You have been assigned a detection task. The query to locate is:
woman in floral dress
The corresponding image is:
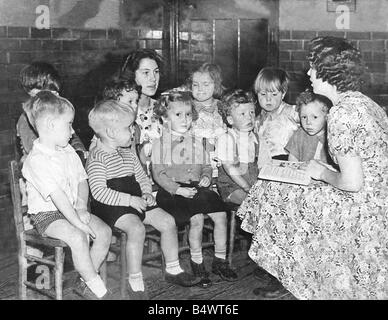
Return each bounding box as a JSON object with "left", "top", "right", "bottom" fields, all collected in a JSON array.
[{"left": 237, "top": 36, "right": 388, "bottom": 299}]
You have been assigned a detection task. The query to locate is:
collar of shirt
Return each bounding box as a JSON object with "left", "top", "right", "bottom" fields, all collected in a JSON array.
[
  {"left": 194, "top": 100, "right": 217, "bottom": 114},
  {"left": 229, "top": 128, "right": 258, "bottom": 144},
  {"left": 95, "top": 138, "right": 125, "bottom": 156},
  {"left": 33, "top": 139, "right": 72, "bottom": 156}
]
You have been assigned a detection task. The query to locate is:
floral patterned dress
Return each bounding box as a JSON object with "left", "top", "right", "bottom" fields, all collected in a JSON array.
[{"left": 237, "top": 91, "right": 388, "bottom": 299}]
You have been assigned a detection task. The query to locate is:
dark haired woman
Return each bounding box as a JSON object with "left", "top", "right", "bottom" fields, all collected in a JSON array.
[{"left": 237, "top": 37, "right": 388, "bottom": 299}]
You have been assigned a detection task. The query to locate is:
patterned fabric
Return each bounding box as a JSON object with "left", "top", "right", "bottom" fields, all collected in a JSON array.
[
  {"left": 237, "top": 91, "right": 388, "bottom": 299},
  {"left": 135, "top": 99, "right": 162, "bottom": 145}
]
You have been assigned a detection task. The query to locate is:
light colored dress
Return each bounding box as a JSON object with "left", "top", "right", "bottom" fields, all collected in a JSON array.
[
  {"left": 237, "top": 91, "right": 388, "bottom": 299},
  {"left": 255, "top": 101, "right": 299, "bottom": 167}
]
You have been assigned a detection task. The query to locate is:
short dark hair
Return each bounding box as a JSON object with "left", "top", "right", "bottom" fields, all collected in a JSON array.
[
  {"left": 20, "top": 61, "right": 62, "bottom": 93},
  {"left": 102, "top": 76, "right": 142, "bottom": 101},
  {"left": 219, "top": 89, "right": 258, "bottom": 127},
  {"left": 120, "top": 49, "right": 163, "bottom": 79},
  {"left": 296, "top": 89, "right": 332, "bottom": 114},
  {"left": 154, "top": 90, "right": 198, "bottom": 121},
  {"left": 307, "top": 36, "right": 365, "bottom": 92}
]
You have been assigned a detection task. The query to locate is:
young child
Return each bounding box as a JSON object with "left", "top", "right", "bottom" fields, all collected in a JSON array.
[
  {"left": 17, "top": 62, "right": 86, "bottom": 163},
  {"left": 253, "top": 67, "right": 299, "bottom": 167},
  {"left": 89, "top": 76, "right": 141, "bottom": 152},
  {"left": 286, "top": 89, "right": 332, "bottom": 163},
  {"left": 151, "top": 90, "right": 238, "bottom": 288},
  {"left": 189, "top": 63, "right": 227, "bottom": 173},
  {"left": 87, "top": 100, "right": 200, "bottom": 300},
  {"left": 216, "top": 89, "right": 260, "bottom": 205},
  {"left": 21, "top": 91, "right": 112, "bottom": 300}
]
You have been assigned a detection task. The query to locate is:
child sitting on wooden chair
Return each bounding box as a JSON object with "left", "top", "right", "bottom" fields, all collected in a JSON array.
[
  {"left": 22, "top": 91, "right": 112, "bottom": 300},
  {"left": 86, "top": 99, "right": 200, "bottom": 300}
]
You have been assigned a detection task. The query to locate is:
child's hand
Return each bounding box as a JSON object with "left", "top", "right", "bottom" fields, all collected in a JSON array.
[
  {"left": 129, "top": 196, "right": 147, "bottom": 213},
  {"left": 198, "top": 176, "right": 211, "bottom": 188},
  {"left": 212, "top": 157, "right": 223, "bottom": 167},
  {"left": 176, "top": 187, "right": 197, "bottom": 198},
  {"left": 142, "top": 142, "right": 152, "bottom": 157},
  {"left": 305, "top": 160, "right": 326, "bottom": 180},
  {"left": 76, "top": 209, "right": 91, "bottom": 224},
  {"left": 142, "top": 193, "right": 156, "bottom": 206},
  {"left": 78, "top": 223, "right": 96, "bottom": 240}
]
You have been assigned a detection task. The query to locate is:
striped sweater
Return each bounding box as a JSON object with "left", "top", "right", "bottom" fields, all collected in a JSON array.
[{"left": 86, "top": 141, "right": 152, "bottom": 207}]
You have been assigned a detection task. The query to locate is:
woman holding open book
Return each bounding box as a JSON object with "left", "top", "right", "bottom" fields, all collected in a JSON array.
[{"left": 237, "top": 36, "right": 388, "bottom": 299}]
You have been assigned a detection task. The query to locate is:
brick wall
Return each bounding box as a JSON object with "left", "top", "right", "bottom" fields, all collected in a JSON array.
[
  {"left": 0, "top": 25, "right": 164, "bottom": 254},
  {"left": 279, "top": 30, "right": 388, "bottom": 108}
]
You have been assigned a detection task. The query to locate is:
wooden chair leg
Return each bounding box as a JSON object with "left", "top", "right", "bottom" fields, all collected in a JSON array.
[
  {"left": 19, "top": 240, "right": 28, "bottom": 300},
  {"left": 228, "top": 210, "right": 236, "bottom": 266},
  {"left": 54, "top": 247, "right": 64, "bottom": 300},
  {"left": 120, "top": 232, "right": 127, "bottom": 299}
]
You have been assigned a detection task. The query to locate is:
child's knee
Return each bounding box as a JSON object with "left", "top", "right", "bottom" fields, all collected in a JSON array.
[
  {"left": 67, "top": 228, "right": 89, "bottom": 250},
  {"left": 190, "top": 214, "right": 204, "bottom": 229},
  {"left": 126, "top": 221, "right": 146, "bottom": 239},
  {"left": 96, "top": 223, "right": 112, "bottom": 245},
  {"left": 210, "top": 211, "right": 227, "bottom": 226}
]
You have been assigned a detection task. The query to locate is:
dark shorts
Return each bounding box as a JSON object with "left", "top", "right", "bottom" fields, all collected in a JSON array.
[
  {"left": 91, "top": 175, "right": 158, "bottom": 229},
  {"left": 216, "top": 162, "right": 259, "bottom": 201},
  {"left": 156, "top": 182, "right": 226, "bottom": 226},
  {"left": 31, "top": 210, "right": 66, "bottom": 236}
]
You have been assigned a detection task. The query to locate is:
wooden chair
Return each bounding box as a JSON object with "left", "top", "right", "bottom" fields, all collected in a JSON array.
[{"left": 9, "top": 160, "right": 108, "bottom": 300}]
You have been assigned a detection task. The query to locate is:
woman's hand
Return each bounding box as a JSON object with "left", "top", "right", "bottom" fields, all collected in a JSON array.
[
  {"left": 305, "top": 160, "right": 327, "bottom": 180},
  {"left": 176, "top": 187, "right": 197, "bottom": 198},
  {"left": 198, "top": 176, "right": 211, "bottom": 188},
  {"left": 142, "top": 192, "right": 156, "bottom": 206}
]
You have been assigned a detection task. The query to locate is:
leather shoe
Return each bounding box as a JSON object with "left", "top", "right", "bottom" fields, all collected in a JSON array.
[
  {"left": 165, "top": 271, "right": 201, "bottom": 287},
  {"left": 190, "top": 260, "right": 212, "bottom": 288}
]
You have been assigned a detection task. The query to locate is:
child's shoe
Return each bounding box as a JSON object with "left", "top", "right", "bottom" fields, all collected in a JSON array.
[
  {"left": 126, "top": 283, "right": 149, "bottom": 300},
  {"left": 190, "top": 260, "right": 212, "bottom": 288},
  {"left": 73, "top": 278, "right": 112, "bottom": 300},
  {"left": 211, "top": 257, "right": 238, "bottom": 282},
  {"left": 165, "top": 271, "right": 201, "bottom": 287}
]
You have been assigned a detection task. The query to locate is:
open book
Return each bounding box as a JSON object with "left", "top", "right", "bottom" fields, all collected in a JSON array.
[{"left": 258, "top": 160, "right": 311, "bottom": 185}]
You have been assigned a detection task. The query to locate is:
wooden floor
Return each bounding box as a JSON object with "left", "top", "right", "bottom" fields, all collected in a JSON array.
[{"left": 0, "top": 248, "right": 296, "bottom": 300}]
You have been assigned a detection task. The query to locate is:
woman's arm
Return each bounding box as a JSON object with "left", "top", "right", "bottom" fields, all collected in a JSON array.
[{"left": 308, "top": 155, "right": 363, "bottom": 192}]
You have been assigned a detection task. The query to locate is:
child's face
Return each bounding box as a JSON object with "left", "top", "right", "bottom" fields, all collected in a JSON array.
[
  {"left": 257, "top": 89, "right": 285, "bottom": 113},
  {"left": 166, "top": 101, "right": 193, "bottom": 134},
  {"left": 51, "top": 110, "right": 75, "bottom": 148},
  {"left": 228, "top": 103, "right": 256, "bottom": 132},
  {"left": 300, "top": 102, "right": 327, "bottom": 136},
  {"left": 192, "top": 72, "right": 215, "bottom": 105},
  {"left": 113, "top": 113, "right": 136, "bottom": 147},
  {"left": 135, "top": 58, "right": 160, "bottom": 97},
  {"left": 118, "top": 89, "right": 139, "bottom": 113}
]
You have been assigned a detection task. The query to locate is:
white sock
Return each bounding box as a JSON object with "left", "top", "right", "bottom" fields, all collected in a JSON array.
[
  {"left": 214, "top": 249, "right": 226, "bottom": 260},
  {"left": 85, "top": 275, "right": 107, "bottom": 298},
  {"left": 190, "top": 248, "right": 203, "bottom": 264},
  {"left": 165, "top": 260, "right": 184, "bottom": 275},
  {"left": 128, "top": 272, "right": 145, "bottom": 291}
]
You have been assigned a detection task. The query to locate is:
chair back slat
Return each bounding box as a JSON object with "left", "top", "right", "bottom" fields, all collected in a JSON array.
[{"left": 8, "top": 160, "right": 25, "bottom": 236}]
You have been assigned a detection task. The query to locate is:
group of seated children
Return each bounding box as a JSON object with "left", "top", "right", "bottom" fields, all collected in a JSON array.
[{"left": 18, "top": 58, "right": 333, "bottom": 300}]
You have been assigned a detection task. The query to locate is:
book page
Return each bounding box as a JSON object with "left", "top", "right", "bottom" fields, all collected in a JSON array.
[{"left": 258, "top": 160, "right": 311, "bottom": 186}]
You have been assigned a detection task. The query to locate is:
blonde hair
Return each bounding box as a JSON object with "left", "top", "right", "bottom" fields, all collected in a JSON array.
[
  {"left": 253, "top": 67, "right": 289, "bottom": 94},
  {"left": 88, "top": 100, "right": 134, "bottom": 137},
  {"left": 25, "top": 90, "right": 74, "bottom": 132}
]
